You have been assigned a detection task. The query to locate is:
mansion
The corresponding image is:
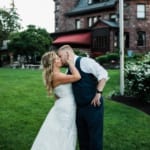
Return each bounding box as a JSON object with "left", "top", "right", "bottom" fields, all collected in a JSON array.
[{"left": 51, "top": 0, "right": 150, "bottom": 56}]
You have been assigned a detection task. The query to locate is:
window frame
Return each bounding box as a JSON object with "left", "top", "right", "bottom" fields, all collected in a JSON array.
[
  {"left": 75, "top": 19, "right": 81, "bottom": 29},
  {"left": 137, "top": 4, "right": 146, "bottom": 19},
  {"left": 137, "top": 31, "right": 146, "bottom": 46}
]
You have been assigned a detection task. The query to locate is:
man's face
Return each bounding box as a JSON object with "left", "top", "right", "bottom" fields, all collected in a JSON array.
[{"left": 57, "top": 50, "right": 68, "bottom": 66}]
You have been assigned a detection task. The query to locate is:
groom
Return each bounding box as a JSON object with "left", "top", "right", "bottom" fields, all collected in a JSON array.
[{"left": 57, "top": 45, "right": 108, "bottom": 150}]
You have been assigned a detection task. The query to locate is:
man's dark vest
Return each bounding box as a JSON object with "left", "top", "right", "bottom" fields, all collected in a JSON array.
[{"left": 71, "top": 57, "right": 98, "bottom": 107}]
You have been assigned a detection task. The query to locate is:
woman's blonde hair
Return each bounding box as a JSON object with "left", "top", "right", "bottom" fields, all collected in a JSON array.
[{"left": 41, "top": 51, "right": 56, "bottom": 95}]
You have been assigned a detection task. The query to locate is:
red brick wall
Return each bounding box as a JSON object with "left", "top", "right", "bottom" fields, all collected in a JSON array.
[
  {"left": 54, "top": 0, "right": 78, "bottom": 32},
  {"left": 54, "top": 0, "right": 116, "bottom": 31},
  {"left": 54, "top": 0, "right": 150, "bottom": 52},
  {"left": 124, "top": 0, "right": 150, "bottom": 52}
]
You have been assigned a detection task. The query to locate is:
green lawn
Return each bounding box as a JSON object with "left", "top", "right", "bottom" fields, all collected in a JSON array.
[{"left": 0, "top": 68, "right": 150, "bottom": 150}]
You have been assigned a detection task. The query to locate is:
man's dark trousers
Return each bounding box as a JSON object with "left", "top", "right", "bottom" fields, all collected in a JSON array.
[{"left": 76, "top": 98, "right": 104, "bottom": 150}]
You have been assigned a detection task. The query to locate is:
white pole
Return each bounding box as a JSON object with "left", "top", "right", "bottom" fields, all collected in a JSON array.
[{"left": 119, "top": 0, "right": 124, "bottom": 95}]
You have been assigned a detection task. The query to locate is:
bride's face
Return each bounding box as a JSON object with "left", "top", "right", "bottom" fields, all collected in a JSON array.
[
  {"left": 54, "top": 55, "right": 62, "bottom": 67},
  {"left": 57, "top": 50, "right": 68, "bottom": 66}
]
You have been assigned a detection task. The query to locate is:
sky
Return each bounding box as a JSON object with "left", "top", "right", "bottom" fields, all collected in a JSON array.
[{"left": 0, "top": 0, "right": 55, "bottom": 33}]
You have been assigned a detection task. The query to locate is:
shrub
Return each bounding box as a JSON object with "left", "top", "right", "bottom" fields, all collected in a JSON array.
[
  {"left": 74, "top": 49, "right": 87, "bottom": 57},
  {"left": 95, "top": 55, "right": 108, "bottom": 64},
  {"left": 107, "top": 53, "right": 119, "bottom": 62},
  {"left": 133, "top": 53, "right": 145, "bottom": 61},
  {"left": 95, "top": 52, "right": 119, "bottom": 65},
  {"left": 124, "top": 52, "right": 150, "bottom": 102}
]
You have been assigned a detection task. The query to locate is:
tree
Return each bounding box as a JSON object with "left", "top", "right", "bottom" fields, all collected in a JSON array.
[
  {"left": 0, "top": 7, "right": 21, "bottom": 47},
  {"left": 8, "top": 25, "right": 52, "bottom": 63}
]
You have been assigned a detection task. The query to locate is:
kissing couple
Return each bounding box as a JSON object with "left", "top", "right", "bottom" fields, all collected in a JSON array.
[{"left": 31, "top": 44, "right": 108, "bottom": 150}]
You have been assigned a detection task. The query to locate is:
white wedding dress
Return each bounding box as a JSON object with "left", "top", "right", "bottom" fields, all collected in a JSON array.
[{"left": 31, "top": 83, "right": 77, "bottom": 150}]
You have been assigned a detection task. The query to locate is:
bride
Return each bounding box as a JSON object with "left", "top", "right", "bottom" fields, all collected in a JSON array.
[{"left": 31, "top": 51, "right": 81, "bottom": 150}]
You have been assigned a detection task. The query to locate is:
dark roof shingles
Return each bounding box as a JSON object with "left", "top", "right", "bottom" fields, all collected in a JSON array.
[{"left": 66, "top": 0, "right": 118, "bottom": 16}]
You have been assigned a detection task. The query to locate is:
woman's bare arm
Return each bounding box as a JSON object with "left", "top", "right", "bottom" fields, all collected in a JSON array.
[{"left": 53, "top": 54, "right": 81, "bottom": 88}]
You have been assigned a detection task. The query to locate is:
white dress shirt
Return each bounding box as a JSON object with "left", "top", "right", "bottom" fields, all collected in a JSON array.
[{"left": 74, "top": 55, "right": 109, "bottom": 81}]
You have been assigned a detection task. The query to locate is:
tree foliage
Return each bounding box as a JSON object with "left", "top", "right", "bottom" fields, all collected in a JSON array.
[
  {"left": 0, "top": 7, "right": 21, "bottom": 47},
  {"left": 8, "top": 25, "right": 52, "bottom": 57}
]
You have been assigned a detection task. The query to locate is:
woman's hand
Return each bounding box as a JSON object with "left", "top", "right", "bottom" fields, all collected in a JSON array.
[{"left": 66, "top": 52, "right": 74, "bottom": 65}]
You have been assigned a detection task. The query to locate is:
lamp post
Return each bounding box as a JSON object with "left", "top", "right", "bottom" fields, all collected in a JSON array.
[{"left": 119, "top": 0, "right": 124, "bottom": 95}]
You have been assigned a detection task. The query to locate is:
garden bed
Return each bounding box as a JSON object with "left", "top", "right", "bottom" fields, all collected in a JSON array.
[{"left": 111, "top": 95, "right": 150, "bottom": 115}]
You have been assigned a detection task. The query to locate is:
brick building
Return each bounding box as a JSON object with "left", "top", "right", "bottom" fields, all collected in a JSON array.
[{"left": 51, "top": 0, "right": 150, "bottom": 56}]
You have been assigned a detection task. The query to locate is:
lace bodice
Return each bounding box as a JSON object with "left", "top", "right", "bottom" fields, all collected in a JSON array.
[{"left": 54, "top": 83, "right": 74, "bottom": 98}]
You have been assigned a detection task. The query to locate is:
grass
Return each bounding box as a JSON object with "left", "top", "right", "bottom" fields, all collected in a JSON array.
[{"left": 0, "top": 68, "right": 150, "bottom": 150}]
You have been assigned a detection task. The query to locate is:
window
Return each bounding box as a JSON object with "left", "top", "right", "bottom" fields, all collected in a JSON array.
[
  {"left": 114, "top": 32, "right": 119, "bottom": 48},
  {"left": 93, "top": 36, "right": 108, "bottom": 50},
  {"left": 55, "top": 3, "right": 60, "bottom": 11},
  {"left": 109, "top": 14, "right": 117, "bottom": 22},
  {"left": 88, "top": 0, "right": 92, "bottom": 4},
  {"left": 88, "top": 17, "right": 92, "bottom": 27},
  {"left": 137, "top": 4, "right": 145, "bottom": 19},
  {"left": 92, "top": 28, "right": 109, "bottom": 51},
  {"left": 88, "top": 0, "right": 108, "bottom": 4},
  {"left": 88, "top": 16, "right": 98, "bottom": 27},
  {"left": 124, "top": 32, "right": 129, "bottom": 48},
  {"left": 137, "top": 31, "right": 146, "bottom": 46},
  {"left": 75, "top": 19, "right": 81, "bottom": 29},
  {"left": 93, "top": 16, "right": 98, "bottom": 23},
  {"left": 55, "top": 18, "right": 58, "bottom": 31}
]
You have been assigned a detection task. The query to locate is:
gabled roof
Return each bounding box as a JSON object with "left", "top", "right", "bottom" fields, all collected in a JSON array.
[
  {"left": 66, "top": 0, "right": 118, "bottom": 16},
  {"left": 102, "top": 20, "right": 118, "bottom": 28},
  {"left": 91, "top": 19, "right": 119, "bottom": 28}
]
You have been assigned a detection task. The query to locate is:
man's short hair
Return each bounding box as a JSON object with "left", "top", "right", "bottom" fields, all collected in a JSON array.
[{"left": 58, "top": 45, "right": 72, "bottom": 51}]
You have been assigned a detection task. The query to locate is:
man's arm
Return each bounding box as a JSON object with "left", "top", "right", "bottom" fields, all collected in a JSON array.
[
  {"left": 81, "top": 57, "right": 108, "bottom": 107},
  {"left": 81, "top": 57, "right": 109, "bottom": 81},
  {"left": 91, "top": 78, "right": 107, "bottom": 107}
]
